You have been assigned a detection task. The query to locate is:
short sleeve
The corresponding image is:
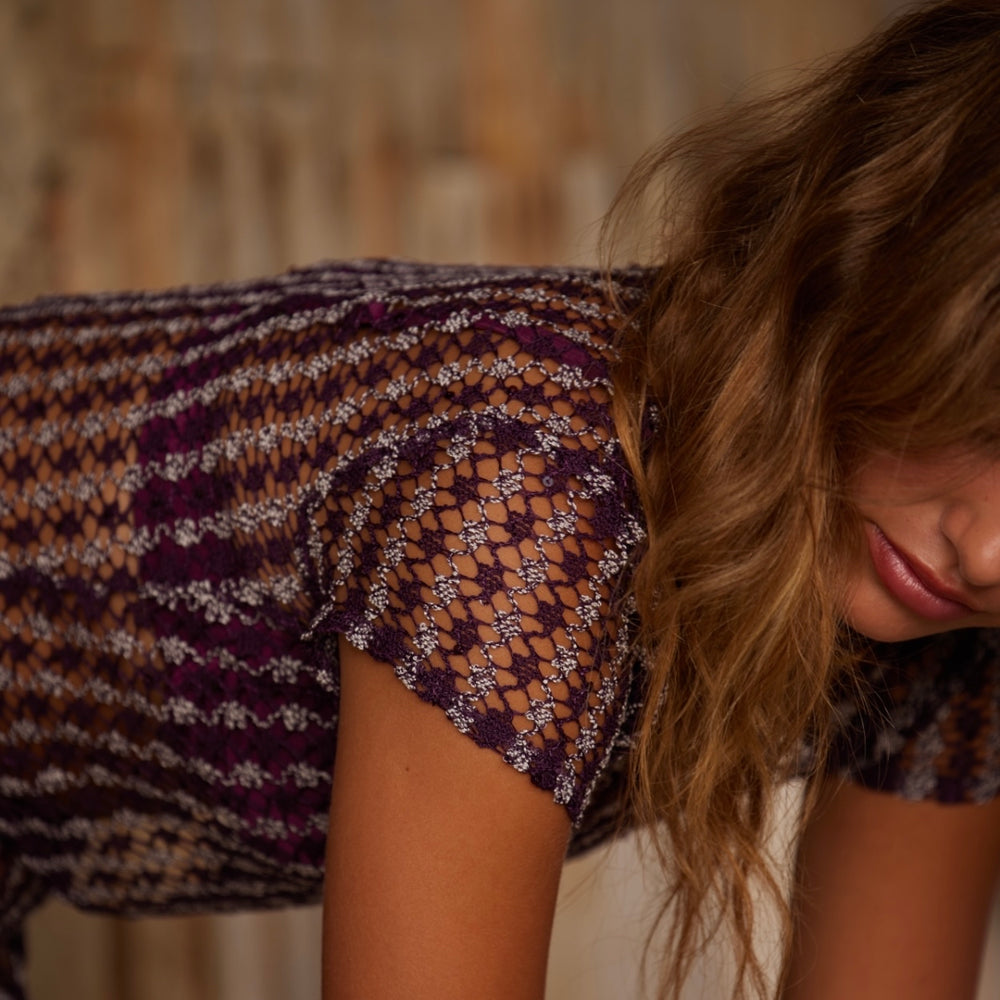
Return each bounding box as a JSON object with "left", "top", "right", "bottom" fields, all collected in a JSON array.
[
  {"left": 828, "top": 628, "right": 1000, "bottom": 803},
  {"left": 302, "top": 313, "right": 644, "bottom": 825}
]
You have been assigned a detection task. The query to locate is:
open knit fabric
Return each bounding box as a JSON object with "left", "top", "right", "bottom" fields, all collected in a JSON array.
[
  {"left": 3, "top": 259, "right": 1000, "bottom": 999},
  {"left": 0, "top": 260, "right": 647, "bottom": 997},
  {"left": 830, "top": 628, "right": 1000, "bottom": 803}
]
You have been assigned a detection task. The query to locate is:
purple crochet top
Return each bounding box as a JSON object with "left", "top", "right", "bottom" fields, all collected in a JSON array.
[
  {"left": 0, "top": 260, "right": 648, "bottom": 996},
  {"left": 4, "top": 258, "right": 1000, "bottom": 999}
]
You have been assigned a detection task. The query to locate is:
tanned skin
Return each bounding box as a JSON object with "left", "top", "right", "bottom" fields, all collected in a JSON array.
[
  {"left": 325, "top": 637, "right": 1000, "bottom": 999},
  {"left": 782, "top": 779, "right": 1000, "bottom": 1000},
  {"left": 322, "top": 635, "right": 570, "bottom": 1000}
]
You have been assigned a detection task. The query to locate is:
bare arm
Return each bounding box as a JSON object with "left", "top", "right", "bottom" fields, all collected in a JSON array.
[
  {"left": 781, "top": 778, "right": 1000, "bottom": 1000},
  {"left": 322, "top": 635, "right": 571, "bottom": 1000}
]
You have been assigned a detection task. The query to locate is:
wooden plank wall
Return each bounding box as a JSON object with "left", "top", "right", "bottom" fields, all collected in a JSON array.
[
  {"left": 1, "top": 0, "right": 898, "bottom": 301},
  {"left": 12, "top": 1, "right": 993, "bottom": 999}
]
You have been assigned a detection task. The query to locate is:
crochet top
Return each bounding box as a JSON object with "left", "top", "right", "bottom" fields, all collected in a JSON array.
[
  {"left": 2, "top": 259, "right": 999, "bottom": 999},
  {"left": 0, "top": 260, "right": 648, "bottom": 996}
]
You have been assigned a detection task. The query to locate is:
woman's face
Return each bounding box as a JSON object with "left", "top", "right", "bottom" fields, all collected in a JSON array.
[{"left": 845, "top": 449, "right": 1000, "bottom": 641}]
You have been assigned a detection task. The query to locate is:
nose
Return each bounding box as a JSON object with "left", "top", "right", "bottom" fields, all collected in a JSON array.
[{"left": 939, "top": 467, "right": 1000, "bottom": 590}]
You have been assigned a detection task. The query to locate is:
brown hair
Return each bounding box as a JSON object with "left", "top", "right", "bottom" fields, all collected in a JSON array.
[{"left": 603, "top": 3, "right": 1000, "bottom": 996}]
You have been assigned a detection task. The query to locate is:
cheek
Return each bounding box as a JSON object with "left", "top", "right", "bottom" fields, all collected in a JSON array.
[{"left": 851, "top": 449, "right": 993, "bottom": 512}]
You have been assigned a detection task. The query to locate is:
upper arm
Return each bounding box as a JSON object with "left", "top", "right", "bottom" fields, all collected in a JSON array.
[
  {"left": 781, "top": 777, "right": 1000, "bottom": 1000},
  {"left": 311, "top": 302, "right": 642, "bottom": 996},
  {"left": 322, "top": 635, "right": 571, "bottom": 1000}
]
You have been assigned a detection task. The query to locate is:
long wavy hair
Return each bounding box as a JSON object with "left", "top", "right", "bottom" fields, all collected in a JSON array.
[{"left": 603, "top": 3, "right": 1000, "bottom": 996}]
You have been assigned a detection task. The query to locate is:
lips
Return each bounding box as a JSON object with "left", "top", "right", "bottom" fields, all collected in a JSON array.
[{"left": 865, "top": 522, "right": 973, "bottom": 622}]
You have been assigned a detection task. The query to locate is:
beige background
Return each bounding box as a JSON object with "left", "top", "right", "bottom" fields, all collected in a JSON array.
[{"left": 3, "top": 0, "right": 998, "bottom": 997}]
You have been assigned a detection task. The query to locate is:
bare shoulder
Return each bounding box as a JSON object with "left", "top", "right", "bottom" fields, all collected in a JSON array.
[
  {"left": 322, "top": 636, "right": 571, "bottom": 1000},
  {"left": 782, "top": 778, "right": 1000, "bottom": 1000}
]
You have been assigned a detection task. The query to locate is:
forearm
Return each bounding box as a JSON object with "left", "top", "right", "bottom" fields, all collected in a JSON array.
[{"left": 781, "top": 779, "right": 1000, "bottom": 1000}]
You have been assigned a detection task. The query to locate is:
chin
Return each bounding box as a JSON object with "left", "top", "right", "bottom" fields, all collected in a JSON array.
[
  {"left": 847, "top": 617, "right": 960, "bottom": 643},
  {"left": 843, "top": 583, "right": 974, "bottom": 643}
]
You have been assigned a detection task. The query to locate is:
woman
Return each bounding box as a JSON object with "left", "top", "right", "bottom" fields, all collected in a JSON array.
[{"left": 3, "top": 2, "right": 1000, "bottom": 998}]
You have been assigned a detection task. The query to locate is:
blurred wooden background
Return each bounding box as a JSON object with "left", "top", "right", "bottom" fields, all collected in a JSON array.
[
  {"left": 7, "top": 0, "right": 1000, "bottom": 998},
  {"left": 0, "top": 0, "right": 904, "bottom": 301}
]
